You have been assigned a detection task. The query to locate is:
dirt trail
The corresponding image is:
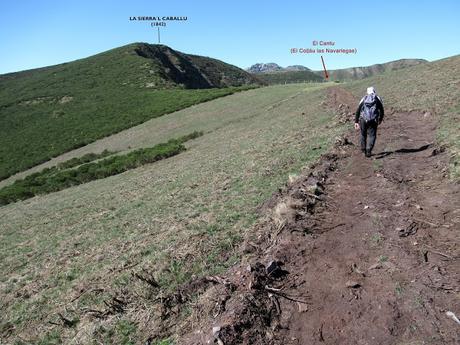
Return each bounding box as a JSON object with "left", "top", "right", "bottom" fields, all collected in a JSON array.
[
  {"left": 181, "top": 87, "right": 459, "bottom": 345},
  {"left": 272, "top": 88, "right": 460, "bottom": 344}
]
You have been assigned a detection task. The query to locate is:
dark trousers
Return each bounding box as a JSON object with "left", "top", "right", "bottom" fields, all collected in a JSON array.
[{"left": 359, "top": 117, "right": 378, "bottom": 152}]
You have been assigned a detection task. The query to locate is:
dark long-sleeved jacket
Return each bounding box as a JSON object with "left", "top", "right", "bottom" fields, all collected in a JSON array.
[{"left": 354, "top": 95, "right": 384, "bottom": 123}]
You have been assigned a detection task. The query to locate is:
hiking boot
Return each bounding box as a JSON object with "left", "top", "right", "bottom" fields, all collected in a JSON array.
[{"left": 365, "top": 149, "right": 372, "bottom": 158}]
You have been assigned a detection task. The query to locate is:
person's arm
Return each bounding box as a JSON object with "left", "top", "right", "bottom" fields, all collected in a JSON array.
[
  {"left": 377, "top": 96, "right": 384, "bottom": 123},
  {"left": 355, "top": 98, "right": 364, "bottom": 123}
]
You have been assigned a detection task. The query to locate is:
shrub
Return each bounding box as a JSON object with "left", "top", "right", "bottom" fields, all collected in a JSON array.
[{"left": 0, "top": 132, "right": 203, "bottom": 206}]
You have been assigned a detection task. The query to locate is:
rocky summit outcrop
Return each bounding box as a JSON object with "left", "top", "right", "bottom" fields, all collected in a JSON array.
[{"left": 247, "top": 63, "right": 284, "bottom": 74}]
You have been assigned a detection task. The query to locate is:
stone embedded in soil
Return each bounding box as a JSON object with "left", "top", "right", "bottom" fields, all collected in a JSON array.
[
  {"left": 297, "top": 302, "right": 309, "bottom": 313},
  {"left": 306, "top": 183, "right": 324, "bottom": 196},
  {"left": 266, "top": 260, "right": 285, "bottom": 278},
  {"left": 212, "top": 326, "right": 221, "bottom": 337},
  {"left": 368, "top": 263, "right": 383, "bottom": 270},
  {"left": 345, "top": 280, "right": 362, "bottom": 288}
]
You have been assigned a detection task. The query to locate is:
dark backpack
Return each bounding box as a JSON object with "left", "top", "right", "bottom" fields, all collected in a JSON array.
[{"left": 361, "top": 94, "right": 379, "bottom": 122}]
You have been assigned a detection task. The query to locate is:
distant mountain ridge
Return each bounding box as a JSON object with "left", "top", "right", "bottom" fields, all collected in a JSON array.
[
  {"left": 313, "top": 58, "right": 428, "bottom": 80},
  {"left": 247, "top": 63, "right": 310, "bottom": 74},
  {"left": 246, "top": 58, "right": 428, "bottom": 84},
  {"left": 246, "top": 63, "right": 319, "bottom": 84},
  {"left": 254, "top": 70, "right": 323, "bottom": 84},
  {"left": 247, "top": 63, "right": 283, "bottom": 73},
  {"left": 285, "top": 65, "right": 311, "bottom": 72}
]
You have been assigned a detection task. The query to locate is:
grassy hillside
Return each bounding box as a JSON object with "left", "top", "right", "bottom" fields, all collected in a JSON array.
[
  {"left": 0, "top": 83, "right": 345, "bottom": 344},
  {"left": 255, "top": 70, "right": 324, "bottom": 84},
  {"left": 0, "top": 43, "right": 259, "bottom": 181},
  {"left": 315, "top": 58, "right": 428, "bottom": 81}
]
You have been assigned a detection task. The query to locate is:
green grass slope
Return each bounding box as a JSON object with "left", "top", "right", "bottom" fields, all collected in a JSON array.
[
  {"left": 255, "top": 70, "right": 324, "bottom": 84},
  {"left": 0, "top": 43, "right": 260, "bottom": 181}
]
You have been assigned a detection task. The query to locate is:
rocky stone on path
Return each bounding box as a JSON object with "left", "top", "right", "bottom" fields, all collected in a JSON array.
[{"left": 345, "top": 280, "right": 362, "bottom": 288}]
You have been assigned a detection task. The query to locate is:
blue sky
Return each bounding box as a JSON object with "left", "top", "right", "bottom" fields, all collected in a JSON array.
[{"left": 1, "top": 0, "right": 459, "bottom": 74}]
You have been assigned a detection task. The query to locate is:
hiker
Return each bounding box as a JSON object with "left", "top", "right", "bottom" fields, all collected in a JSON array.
[{"left": 354, "top": 87, "right": 384, "bottom": 157}]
